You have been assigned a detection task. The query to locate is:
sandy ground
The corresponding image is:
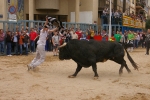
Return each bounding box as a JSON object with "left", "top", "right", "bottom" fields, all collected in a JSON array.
[{"left": 0, "top": 48, "right": 150, "bottom": 100}]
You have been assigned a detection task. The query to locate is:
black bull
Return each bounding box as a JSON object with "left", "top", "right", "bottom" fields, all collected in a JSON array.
[{"left": 59, "top": 39, "right": 138, "bottom": 79}]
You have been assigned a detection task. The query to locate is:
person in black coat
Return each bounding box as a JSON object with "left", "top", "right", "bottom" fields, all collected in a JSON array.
[
  {"left": 5, "top": 31, "right": 12, "bottom": 56},
  {"left": 145, "top": 29, "right": 150, "bottom": 55}
]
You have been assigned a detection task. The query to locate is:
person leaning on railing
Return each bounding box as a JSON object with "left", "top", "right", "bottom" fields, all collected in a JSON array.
[
  {"left": 5, "top": 31, "right": 13, "bottom": 56},
  {"left": 0, "top": 29, "right": 5, "bottom": 54},
  {"left": 114, "top": 10, "right": 120, "bottom": 25},
  {"left": 102, "top": 8, "right": 108, "bottom": 24}
]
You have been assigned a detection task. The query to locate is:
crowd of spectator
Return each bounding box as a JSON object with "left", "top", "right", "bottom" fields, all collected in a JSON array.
[
  {"left": 0, "top": 26, "right": 96, "bottom": 56},
  {"left": 102, "top": 7, "right": 146, "bottom": 25},
  {"left": 0, "top": 24, "right": 148, "bottom": 57}
]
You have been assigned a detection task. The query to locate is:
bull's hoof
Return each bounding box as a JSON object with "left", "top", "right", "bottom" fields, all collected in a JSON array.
[
  {"left": 119, "top": 71, "right": 123, "bottom": 76},
  {"left": 68, "top": 75, "right": 76, "bottom": 78},
  {"left": 128, "top": 71, "right": 132, "bottom": 74},
  {"left": 119, "top": 73, "right": 122, "bottom": 76},
  {"left": 93, "top": 76, "right": 99, "bottom": 80}
]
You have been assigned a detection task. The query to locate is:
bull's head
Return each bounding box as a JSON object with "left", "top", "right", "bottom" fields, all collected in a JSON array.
[{"left": 59, "top": 42, "right": 71, "bottom": 60}]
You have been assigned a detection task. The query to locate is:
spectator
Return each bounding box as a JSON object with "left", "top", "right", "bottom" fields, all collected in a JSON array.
[
  {"left": 114, "top": 10, "right": 119, "bottom": 24},
  {"left": 52, "top": 31, "right": 60, "bottom": 56},
  {"left": 71, "top": 30, "right": 78, "bottom": 39},
  {"left": 6, "top": 31, "right": 12, "bottom": 56},
  {"left": 145, "top": 29, "right": 150, "bottom": 55},
  {"left": 12, "top": 32, "right": 19, "bottom": 55},
  {"left": 80, "top": 31, "right": 87, "bottom": 40},
  {"left": 101, "top": 29, "right": 108, "bottom": 41},
  {"left": 127, "top": 31, "right": 134, "bottom": 52},
  {"left": 29, "top": 28, "right": 37, "bottom": 53},
  {"left": 114, "top": 31, "right": 121, "bottom": 42},
  {"left": 23, "top": 31, "right": 30, "bottom": 55},
  {"left": 18, "top": 32, "right": 24, "bottom": 55},
  {"left": 0, "top": 29, "right": 5, "bottom": 54},
  {"left": 89, "top": 28, "right": 95, "bottom": 39},
  {"left": 111, "top": 9, "right": 115, "bottom": 24},
  {"left": 134, "top": 32, "right": 140, "bottom": 48},
  {"left": 75, "top": 28, "right": 82, "bottom": 40},
  {"left": 119, "top": 31, "right": 125, "bottom": 43},
  {"left": 102, "top": 8, "right": 108, "bottom": 24},
  {"left": 141, "top": 32, "right": 146, "bottom": 48},
  {"left": 65, "top": 30, "right": 71, "bottom": 42}
]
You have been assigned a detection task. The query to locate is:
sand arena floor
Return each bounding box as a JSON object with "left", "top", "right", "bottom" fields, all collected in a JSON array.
[{"left": 0, "top": 48, "right": 150, "bottom": 100}]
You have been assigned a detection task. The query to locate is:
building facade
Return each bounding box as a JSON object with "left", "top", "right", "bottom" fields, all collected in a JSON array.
[{"left": 0, "top": 0, "right": 149, "bottom": 29}]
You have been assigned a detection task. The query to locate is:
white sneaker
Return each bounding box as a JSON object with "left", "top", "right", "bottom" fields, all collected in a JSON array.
[{"left": 27, "top": 64, "right": 33, "bottom": 71}]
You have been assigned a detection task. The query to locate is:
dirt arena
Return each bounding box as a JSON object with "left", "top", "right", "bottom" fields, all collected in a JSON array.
[{"left": 0, "top": 48, "right": 150, "bottom": 100}]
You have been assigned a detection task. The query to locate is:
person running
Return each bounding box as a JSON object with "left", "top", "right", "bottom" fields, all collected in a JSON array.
[{"left": 27, "top": 17, "right": 58, "bottom": 71}]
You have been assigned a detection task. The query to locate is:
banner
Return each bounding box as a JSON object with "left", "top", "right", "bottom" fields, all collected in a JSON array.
[{"left": 123, "top": 16, "right": 145, "bottom": 29}]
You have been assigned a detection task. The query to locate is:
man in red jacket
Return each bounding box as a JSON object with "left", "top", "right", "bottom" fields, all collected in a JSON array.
[
  {"left": 29, "top": 28, "right": 37, "bottom": 53},
  {"left": 75, "top": 28, "right": 82, "bottom": 40}
]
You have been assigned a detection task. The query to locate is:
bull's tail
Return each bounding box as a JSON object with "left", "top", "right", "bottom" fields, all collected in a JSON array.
[{"left": 124, "top": 48, "right": 138, "bottom": 70}]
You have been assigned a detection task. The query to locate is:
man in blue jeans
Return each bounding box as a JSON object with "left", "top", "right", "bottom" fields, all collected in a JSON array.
[
  {"left": 0, "top": 29, "right": 5, "bottom": 54},
  {"left": 29, "top": 28, "right": 37, "bottom": 53}
]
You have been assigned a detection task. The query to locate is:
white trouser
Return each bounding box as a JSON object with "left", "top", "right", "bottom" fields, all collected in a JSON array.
[{"left": 30, "top": 45, "right": 45, "bottom": 68}]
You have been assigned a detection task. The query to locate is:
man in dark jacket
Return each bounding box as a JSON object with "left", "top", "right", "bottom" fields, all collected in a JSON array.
[
  {"left": 23, "top": 31, "right": 29, "bottom": 55},
  {"left": 145, "top": 29, "right": 150, "bottom": 55}
]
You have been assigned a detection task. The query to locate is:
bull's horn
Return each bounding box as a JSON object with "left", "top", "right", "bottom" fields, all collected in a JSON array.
[{"left": 59, "top": 42, "right": 67, "bottom": 48}]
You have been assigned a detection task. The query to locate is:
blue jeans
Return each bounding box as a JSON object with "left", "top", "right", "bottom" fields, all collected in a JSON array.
[
  {"left": 102, "top": 37, "right": 106, "bottom": 41},
  {"left": 134, "top": 40, "right": 139, "bottom": 48},
  {"left": 30, "top": 40, "right": 35, "bottom": 52},
  {"left": 19, "top": 44, "right": 23, "bottom": 54},
  {"left": 0, "top": 41, "right": 4, "bottom": 53},
  {"left": 24, "top": 43, "right": 28, "bottom": 55},
  {"left": 111, "top": 16, "right": 115, "bottom": 24},
  {"left": 13, "top": 42, "right": 18, "bottom": 55},
  {"left": 45, "top": 40, "right": 50, "bottom": 51},
  {"left": 7, "top": 43, "right": 11, "bottom": 55}
]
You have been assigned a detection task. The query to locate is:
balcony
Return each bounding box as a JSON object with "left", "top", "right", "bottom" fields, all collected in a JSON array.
[{"left": 136, "top": 0, "right": 146, "bottom": 9}]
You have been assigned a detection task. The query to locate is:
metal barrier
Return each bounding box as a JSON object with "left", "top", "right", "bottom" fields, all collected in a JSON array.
[{"left": 0, "top": 20, "right": 98, "bottom": 33}]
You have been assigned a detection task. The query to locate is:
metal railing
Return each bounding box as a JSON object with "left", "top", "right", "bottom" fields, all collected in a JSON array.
[{"left": 0, "top": 20, "right": 98, "bottom": 33}]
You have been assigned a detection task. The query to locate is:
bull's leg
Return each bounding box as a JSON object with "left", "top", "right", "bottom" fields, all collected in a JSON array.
[
  {"left": 68, "top": 64, "right": 82, "bottom": 78},
  {"left": 111, "top": 57, "right": 131, "bottom": 75},
  {"left": 92, "top": 64, "right": 99, "bottom": 79},
  {"left": 124, "top": 63, "right": 131, "bottom": 73},
  {"left": 119, "top": 64, "right": 124, "bottom": 76},
  {"left": 119, "top": 60, "right": 131, "bottom": 75}
]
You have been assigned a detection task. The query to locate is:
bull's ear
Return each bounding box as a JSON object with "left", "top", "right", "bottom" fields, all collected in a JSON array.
[{"left": 59, "top": 42, "right": 67, "bottom": 48}]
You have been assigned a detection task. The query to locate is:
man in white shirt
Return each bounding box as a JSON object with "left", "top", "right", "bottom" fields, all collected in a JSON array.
[
  {"left": 27, "top": 17, "right": 58, "bottom": 71},
  {"left": 52, "top": 31, "right": 60, "bottom": 56}
]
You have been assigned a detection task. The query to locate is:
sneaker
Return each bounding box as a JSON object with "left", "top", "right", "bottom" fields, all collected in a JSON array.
[
  {"left": 9, "top": 55, "right": 12, "bottom": 56},
  {"left": 27, "top": 64, "right": 33, "bottom": 71}
]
